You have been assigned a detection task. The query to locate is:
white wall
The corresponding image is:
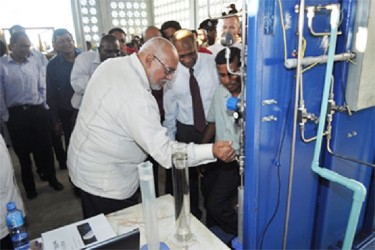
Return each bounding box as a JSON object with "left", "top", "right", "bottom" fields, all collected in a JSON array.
[{"left": 0, "top": 0, "right": 76, "bottom": 50}]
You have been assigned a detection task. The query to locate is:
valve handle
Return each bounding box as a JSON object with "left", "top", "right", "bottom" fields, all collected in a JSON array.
[{"left": 227, "top": 97, "right": 240, "bottom": 111}]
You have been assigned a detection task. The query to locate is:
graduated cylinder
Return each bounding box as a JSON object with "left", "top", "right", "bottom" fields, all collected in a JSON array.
[{"left": 171, "top": 142, "right": 192, "bottom": 244}]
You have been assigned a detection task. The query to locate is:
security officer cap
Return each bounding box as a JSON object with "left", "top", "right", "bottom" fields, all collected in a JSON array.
[{"left": 198, "top": 19, "right": 218, "bottom": 31}]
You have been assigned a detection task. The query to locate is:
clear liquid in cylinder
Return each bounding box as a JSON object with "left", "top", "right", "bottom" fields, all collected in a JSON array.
[{"left": 172, "top": 152, "right": 192, "bottom": 242}]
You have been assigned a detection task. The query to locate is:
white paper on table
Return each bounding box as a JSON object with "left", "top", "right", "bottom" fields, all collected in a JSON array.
[{"left": 41, "top": 214, "right": 116, "bottom": 250}]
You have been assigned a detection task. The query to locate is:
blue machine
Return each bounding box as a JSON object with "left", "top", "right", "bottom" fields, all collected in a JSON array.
[{"left": 241, "top": 0, "right": 375, "bottom": 249}]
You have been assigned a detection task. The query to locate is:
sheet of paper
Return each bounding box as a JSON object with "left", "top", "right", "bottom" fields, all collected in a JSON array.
[{"left": 41, "top": 214, "right": 116, "bottom": 250}]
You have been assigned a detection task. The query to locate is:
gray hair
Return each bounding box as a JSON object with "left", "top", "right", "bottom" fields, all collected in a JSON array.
[{"left": 139, "top": 37, "right": 177, "bottom": 58}]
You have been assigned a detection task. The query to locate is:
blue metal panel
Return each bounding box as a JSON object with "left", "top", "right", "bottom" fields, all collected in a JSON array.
[
  {"left": 315, "top": 110, "right": 374, "bottom": 249},
  {"left": 243, "top": 0, "right": 374, "bottom": 249}
]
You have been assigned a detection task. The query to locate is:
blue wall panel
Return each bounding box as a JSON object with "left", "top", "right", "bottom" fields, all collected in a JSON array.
[
  {"left": 243, "top": 0, "right": 374, "bottom": 249},
  {"left": 315, "top": 109, "right": 374, "bottom": 249}
]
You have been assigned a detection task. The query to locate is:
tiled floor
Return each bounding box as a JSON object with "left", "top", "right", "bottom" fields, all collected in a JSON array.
[{"left": 10, "top": 148, "right": 82, "bottom": 240}]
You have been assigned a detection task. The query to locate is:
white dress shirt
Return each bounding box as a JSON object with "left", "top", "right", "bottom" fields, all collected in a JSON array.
[
  {"left": 70, "top": 50, "right": 101, "bottom": 109},
  {"left": 163, "top": 52, "right": 220, "bottom": 140},
  {"left": 67, "top": 54, "right": 215, "bottom": 200},
  {"left": 0, "top": 135, "right": 25, "bottom": 239}
]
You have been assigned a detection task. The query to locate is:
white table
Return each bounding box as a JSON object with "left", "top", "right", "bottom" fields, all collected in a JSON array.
[
  {"left": 106, "top": 194, "right": 230, "bottom": 250},
  {"left": 32, "top": 194, "right": 230, "bottom": 249}
]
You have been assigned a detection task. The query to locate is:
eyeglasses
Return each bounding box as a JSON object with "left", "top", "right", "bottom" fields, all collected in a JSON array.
[{"left": 153, "top": 55, "right": 175, "bottom": 76}]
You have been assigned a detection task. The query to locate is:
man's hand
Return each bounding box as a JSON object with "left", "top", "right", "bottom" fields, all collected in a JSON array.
[{"left": 212, "top": 141, "right": 236, "bottom": 163}]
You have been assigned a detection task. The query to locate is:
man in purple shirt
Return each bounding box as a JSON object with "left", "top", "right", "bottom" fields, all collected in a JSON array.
[{"left": 0, "top": 32, "right": 64, "bottom": 199}]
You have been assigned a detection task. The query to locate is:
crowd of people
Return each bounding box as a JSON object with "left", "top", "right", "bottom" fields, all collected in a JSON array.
[{"left": 0, "top": 11, "right": 244, "bottom": 247}]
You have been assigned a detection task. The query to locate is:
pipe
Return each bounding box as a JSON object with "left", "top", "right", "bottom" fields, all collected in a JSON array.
[
  {"left": 238, "top": 186, "right": 244, "bottom": 243},
  {"left": 306, "top": 4, "right": 342, "bottom": 37},
  {"left": 310, "top": 5, "right": 366, "bottom": 250},
  {"left": 300, "top": 125, "right": 329, "bottom": 143},
  {"left": 298, "top": 77, "right": 332, "bottom": 143},
  {"left": 282, "top": 0, "right": 305, "bottom": 248},
  {"left": 326, "top": 112, "right": 375, "bottom": 168},
  {"left": 284, "top": 52, "right": 356, "bottom": 69},
  {"left": 237, "top": 1, "right": 247, "bottom": 245}
]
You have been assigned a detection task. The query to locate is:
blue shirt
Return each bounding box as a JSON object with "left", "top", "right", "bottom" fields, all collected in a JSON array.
[
  {"left": 0, "top": 54, "right": 46, "bottom": 122},
  {"left": 46, "top": 48, "right": 80, "bottom": 122}
]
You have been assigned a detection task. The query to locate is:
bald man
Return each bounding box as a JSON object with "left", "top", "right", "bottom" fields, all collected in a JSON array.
[
  {"left": 143, "top": 26, "right": 162, "bottom": 43},
  {"left": 208, "top": 16, "right": 242, "bottom": 56},
  {"left": 141, "top": 27, "right": 164, "bottom": 120},
  {"left": 67, "top": 37, "right": 236, "bottom": 218},
  {"left": 71, "top": 34, "right": 120, "bottom": 109},
  {"left": 142, "top": 25, "right": 163, "bottom": 196}
]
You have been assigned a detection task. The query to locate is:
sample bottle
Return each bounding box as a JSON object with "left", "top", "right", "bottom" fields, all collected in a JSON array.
[{"left": 5, "top": 202, "right": 30, "bottom": 250}]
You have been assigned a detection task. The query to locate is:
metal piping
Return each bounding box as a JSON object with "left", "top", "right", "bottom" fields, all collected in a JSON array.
[
  {"left": 310, "top": 5, "right": 367, "bottom": 249},
  {"left": 282, "top": 0, "right": 305, "bottom": 248},
  {"left": 298, "top": 76, "right": 334, "bottom": 143},
  {"left": 237, "top": 0, "right": 247, "bottom": 243},
  {"left": 284, "top": 52, "right": 356, "bottom": 69},
  {"left": 306, "top": 4, "right": 343, "bottom": 37},
  {"left": 207, "top": 0, "right": 248, "bottom": 245}
]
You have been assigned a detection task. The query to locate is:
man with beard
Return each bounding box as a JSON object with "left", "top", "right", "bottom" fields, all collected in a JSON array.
[{"left": 67, "top": 37, "right": 236, "bottom": 218}]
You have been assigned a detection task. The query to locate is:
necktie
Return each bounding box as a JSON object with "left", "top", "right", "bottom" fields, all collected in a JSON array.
[{"left": 189, "top": 68, "right": 206, "bottom": 132}]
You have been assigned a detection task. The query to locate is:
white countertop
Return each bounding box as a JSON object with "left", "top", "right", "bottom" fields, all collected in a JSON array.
[
  {"left": 32, "top": 194, "right": 230, "bottom": 249},
  {"left": 106, "top": 194, "right": 230, "bottom": 250}
]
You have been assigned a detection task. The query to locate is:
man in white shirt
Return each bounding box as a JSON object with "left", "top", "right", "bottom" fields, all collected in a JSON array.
[
  {"left": 163, "top": 29, "right": 220, "bottom": 219},
  {"left": 202, "top": 47, "right": 242, "bottom": 239},
  {"left": 142, "top": 26, "right": 163, "bottom": 196},
  {"left": 67, "top": 37, "right": 236, "bottom": 218},
  {"left": 0, "top": 134, "right": 26, "bottom": 249},
  {"left": 208, "top": 15, "right": 242, "bottom": 56},
  {"left": 71, "top": 34, "right": 120, "bottom": 109}
]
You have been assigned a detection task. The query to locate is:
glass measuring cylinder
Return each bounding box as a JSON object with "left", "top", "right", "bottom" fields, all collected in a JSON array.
[
  {"left": 171, "top": 143, "right": 192, "bottom": 243},
  {"left": 138, "top": 161, "right": 160, "bottom": 249}
]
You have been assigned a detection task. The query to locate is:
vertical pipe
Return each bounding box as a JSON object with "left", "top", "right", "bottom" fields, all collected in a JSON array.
[
  {"left": 310, "top": 5, "right": 367, "bottom": 250},
  {"left": 237, "top": 186, "right": 244, "bottom": 243},
  {"left": 244, "top": 0, "right": 259, "bottom": 248},
  {"left": 238, "top": 0, "right": 247, "bottom": 221},
  {"left": 283, "top": 0, "right": 305, "bottom": 248}
]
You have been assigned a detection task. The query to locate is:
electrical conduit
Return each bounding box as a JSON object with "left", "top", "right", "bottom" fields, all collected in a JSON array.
[{"left": 310, "top": 5, "right": 366, "bottom": 250}]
